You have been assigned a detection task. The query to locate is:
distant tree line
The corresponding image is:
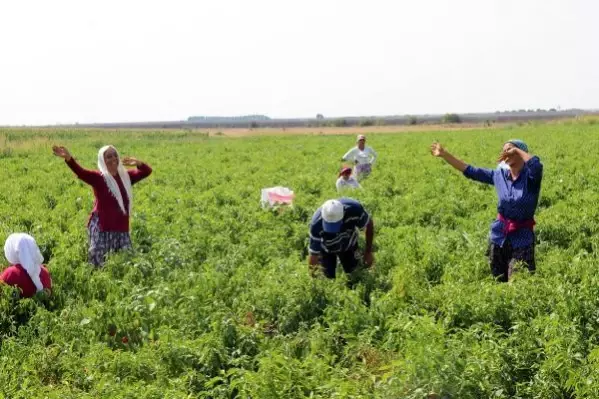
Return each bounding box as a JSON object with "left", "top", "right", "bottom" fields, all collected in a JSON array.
[
  {"left": 495, "top": 108, "right": 561, "bottom": 114},
  {"left": 188, "top": 115, "right": 271, "bottom": 123},
  {"left": 53, "top": 109, "right": 597, "bottom": 130}
]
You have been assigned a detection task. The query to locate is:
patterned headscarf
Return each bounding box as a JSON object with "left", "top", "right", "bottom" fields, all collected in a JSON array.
[
  {"left": 97, "top": 145, "right": 132, "bottom": 215},
  {"left": 4, "top": 233, "right": 44, "bottom": 292}
]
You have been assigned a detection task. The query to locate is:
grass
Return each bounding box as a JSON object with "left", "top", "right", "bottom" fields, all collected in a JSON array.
[{"left": 0, "top": 121, "right": 598, "bottom": 397}]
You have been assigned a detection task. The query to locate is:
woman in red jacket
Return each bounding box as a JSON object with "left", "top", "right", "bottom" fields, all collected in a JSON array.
[
  {"left": 1, "top": 233, "right": 52, "bottom": 298},
  {"left": 52, "top": 145, "right": 152, "bottom": 266}
]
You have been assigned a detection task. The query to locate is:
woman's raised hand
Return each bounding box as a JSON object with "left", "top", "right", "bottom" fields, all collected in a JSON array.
[
  {"left": 52, "top": 145, "right": 72, "bottom": 161},
  {"left": 430, "top": 142, "right": 445, "bottom": 157},
  {"left": 497, "top": 146, "right": 519, "bottom": 163},
  {"left": 430, "top": 142, "right": 468, "bottom": 172},
  {"left": 122, "top": 156, "right": 141, "bottom": 167}
]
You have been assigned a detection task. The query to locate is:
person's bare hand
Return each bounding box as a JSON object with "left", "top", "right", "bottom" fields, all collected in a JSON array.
[
  {"left": 497, "top": 146, "right": 519, "bottom": 163},
  {"left": 363, "top": 251, "right": 374, "bottom": 267},
  {"left": 122, "top": 157, "right": 141, "bottom": 167},
  {"left": 308, "top": 255, "right": 321, "bottom": 277},
  {"left": 52, "top": 145, "right": 72, "bottom": 161},
  {"left": 430, "top": 142, "right": 445, "bottom": 157}
]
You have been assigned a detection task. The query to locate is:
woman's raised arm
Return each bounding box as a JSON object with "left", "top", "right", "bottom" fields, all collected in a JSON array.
[
  {"left": 431, "top": 142, "right": 494, "bottom": 185},
  {"left": 52, "top": 145, "right": 99, "bottom": 186},
  {"left": 430, "top": 142, "right": 467, "bottom": 172}
]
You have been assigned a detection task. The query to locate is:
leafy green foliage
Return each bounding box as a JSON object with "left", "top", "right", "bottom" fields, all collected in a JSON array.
[
  {"left": 0, "top": 123, "right": 598, "bottom": 397},
  {"left": 443, "top": 113, "right": 462, "bottom": 124}
]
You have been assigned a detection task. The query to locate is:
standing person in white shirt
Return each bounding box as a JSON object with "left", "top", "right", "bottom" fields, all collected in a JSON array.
[
  {"left": 336, "top": 166, "right": 361, "bottom": 192},
  {"left": 341, "top": 135, "right": 377, "bottom": 180}
]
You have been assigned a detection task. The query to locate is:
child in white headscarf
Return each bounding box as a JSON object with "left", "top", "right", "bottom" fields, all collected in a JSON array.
[
  {"left": 336, "top": 166, "right": 361, "bottom": 192},
  {"left": 52, "top": 144, "right": 153, "bottom": 266},
  {"left": 0, "top": 233, "right": 52, "bottom": 298}
]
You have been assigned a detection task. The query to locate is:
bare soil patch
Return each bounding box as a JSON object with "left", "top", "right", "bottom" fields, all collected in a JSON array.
[{"left": 206, "top": 123, "right": 498, "bottom": 137}]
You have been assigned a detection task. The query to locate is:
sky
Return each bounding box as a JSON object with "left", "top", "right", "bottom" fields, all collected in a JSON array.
[{"left": 0, "top": 0, "right": 597, "bottom": 125}]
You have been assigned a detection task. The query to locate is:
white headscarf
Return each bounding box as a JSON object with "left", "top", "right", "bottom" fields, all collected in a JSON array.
[
  {"left": 98, "top": 145, "right": 133, "bottom": 215},
  {"left": 4, "top": 233, "right": 45, "bottom": 292}
]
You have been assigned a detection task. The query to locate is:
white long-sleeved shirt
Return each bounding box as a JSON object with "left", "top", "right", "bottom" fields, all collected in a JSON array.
[
  {"left": 336, "top": 176, "right": 361, "bottom": 191},
  {"left": 342, "top": 146, "right": 377, "bottom": 165}
]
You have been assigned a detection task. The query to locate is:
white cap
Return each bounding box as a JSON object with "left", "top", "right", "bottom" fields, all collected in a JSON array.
[
  {"left": 321, "top": 199, "right": 344, "bottom": 233},
  {"left": 357, "top": 134, "right": 366, "bottom": 142}
]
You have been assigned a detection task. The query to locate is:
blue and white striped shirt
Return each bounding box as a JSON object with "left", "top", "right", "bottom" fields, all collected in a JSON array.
[{"left": 309, "top": 198, "right": 370, "bottom": 255}]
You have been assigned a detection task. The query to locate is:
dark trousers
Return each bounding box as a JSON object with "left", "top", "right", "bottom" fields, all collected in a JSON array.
[
  {"left": 487, "top": 240, "right": 535, "bottom": 282},
  {"left": 320, "top": 245, "right": 359, "bottom": 279}
]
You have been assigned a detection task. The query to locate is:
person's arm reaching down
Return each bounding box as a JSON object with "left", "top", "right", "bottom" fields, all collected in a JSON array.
[
  {"left": 363, "top": 218, "right": 374, "bottom": 267},
  {"left": 308, "top": 227, "right": 322, "bottom": 276}
]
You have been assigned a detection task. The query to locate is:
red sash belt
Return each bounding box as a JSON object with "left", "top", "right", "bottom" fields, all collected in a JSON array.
[{"left": 497, "top": 214, "right": 536, "bottom": 234}]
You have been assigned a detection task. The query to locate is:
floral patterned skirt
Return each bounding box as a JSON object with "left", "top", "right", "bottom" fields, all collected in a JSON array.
[
  {"left": 87, "top": 213, "right": 132, "bottom": 267},
  {"left": 353, "top": 163, "right": 372, "bottom": 180}
]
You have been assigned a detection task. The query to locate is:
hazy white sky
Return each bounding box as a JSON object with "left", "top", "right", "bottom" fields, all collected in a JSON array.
[{"left": 0, "top": 0, "right": 597, "bottom": 125}]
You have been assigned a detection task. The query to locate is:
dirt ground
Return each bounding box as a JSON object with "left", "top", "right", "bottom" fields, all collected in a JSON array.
[{"left": 205, "top": 123, "right": 496, "bottom": 137}]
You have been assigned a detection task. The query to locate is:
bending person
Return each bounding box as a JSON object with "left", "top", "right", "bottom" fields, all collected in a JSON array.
[
  {"left": 430, "top": 140, "right": 543, "bottom": 282},
  {"left": 308, "top": 198, "right": 374, "bottom": 279},
  {"left": 1, "top": 233, "right": 52, "bottom": 298},
  {"left": 341, "top": 135, "right": 377, "bottom": 180},
  {"left": 52, "top": 145, "right": 152, "bottom": 267}
]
